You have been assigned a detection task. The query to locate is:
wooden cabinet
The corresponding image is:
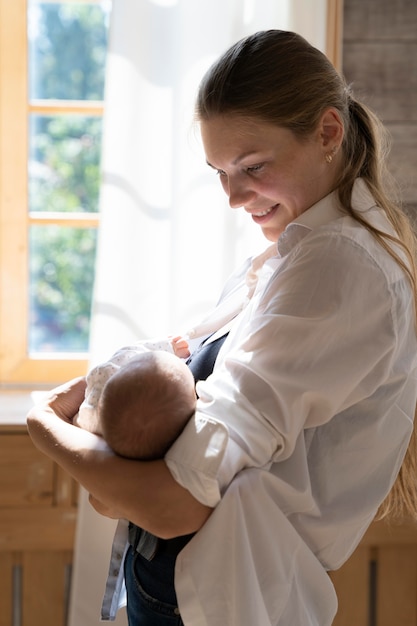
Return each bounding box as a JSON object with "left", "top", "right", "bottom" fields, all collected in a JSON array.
[
  {"left": 330, "top": 520, "right": 417, "bottom": 626},
  {"left": 0, "top": 423, "right": 77, "bottom": 626},
  {"left": 2, "top": 413, "right": 417, "bottom": 626}
]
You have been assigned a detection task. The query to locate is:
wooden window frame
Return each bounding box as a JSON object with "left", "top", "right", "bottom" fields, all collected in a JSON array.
[
  {"left": 0, "top": 0, "right": 103, "bottom": 386},
  {"left": 326, "top": 0, "right": 344, "bottom": 71}
]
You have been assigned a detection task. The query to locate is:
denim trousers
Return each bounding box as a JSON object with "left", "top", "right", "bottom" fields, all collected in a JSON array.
[{"left": 124, "top": 545, "right": 184, "bottom": 626}]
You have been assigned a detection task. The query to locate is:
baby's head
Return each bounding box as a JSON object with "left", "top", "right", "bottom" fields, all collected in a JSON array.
[{"left": 99, "top": 351, "right": 196, "bottom": 460}]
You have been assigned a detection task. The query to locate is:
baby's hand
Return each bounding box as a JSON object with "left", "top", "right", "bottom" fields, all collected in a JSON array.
[{"left": 171, "top": 335, "right": 191, "bottom": 359}]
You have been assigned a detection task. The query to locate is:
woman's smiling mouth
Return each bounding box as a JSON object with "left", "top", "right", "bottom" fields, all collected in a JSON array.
[{"left": 250, "top": 204, "right": 279, "bottom": 223}]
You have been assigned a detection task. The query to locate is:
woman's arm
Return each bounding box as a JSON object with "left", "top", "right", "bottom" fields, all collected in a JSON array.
[{"left": 26, "top": 378, "right": 212, "bottom": 539}]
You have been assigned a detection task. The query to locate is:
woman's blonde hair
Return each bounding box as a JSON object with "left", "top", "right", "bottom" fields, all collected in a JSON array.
[{"left": 196, "top": 30, "right": 417, "bottom": 521}]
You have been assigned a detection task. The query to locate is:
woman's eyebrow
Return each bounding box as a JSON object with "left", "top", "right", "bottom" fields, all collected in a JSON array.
[{"left": 206, "top": 151, "right": 261, "bottom": 169}]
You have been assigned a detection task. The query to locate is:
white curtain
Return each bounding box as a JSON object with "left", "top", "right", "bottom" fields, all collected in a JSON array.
[{"left": 68, "top": 1, "right": 328, "bottom": 624}]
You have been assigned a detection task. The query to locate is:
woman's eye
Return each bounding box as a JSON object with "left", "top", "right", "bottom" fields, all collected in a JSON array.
[
  {"left": 246, "top": 164, "right": 263, "bottom": 173},
  {"left": 216, "top": 169, "right": 226, "bottom": 177}
]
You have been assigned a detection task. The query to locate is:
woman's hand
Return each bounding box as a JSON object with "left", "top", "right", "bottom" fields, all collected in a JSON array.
[
  {"left": 47, "top": 376, "right": 87, "bottom": 423},
  {"left": 26, "top": 381, "right": 213, "bottom": 538},
  {"left": 88, "top": 493, "right": 124, "bottom": 519}
]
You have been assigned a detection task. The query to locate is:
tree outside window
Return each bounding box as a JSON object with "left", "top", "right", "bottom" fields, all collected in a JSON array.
[{"left": 28, "top": 1, "right": 110, "bottom": 354}]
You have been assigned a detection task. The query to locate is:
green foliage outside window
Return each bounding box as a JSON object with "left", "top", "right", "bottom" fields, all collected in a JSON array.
[
  {"left": 29, "top": 2, "right": 110, "bottom": 353},
  {"left": 30, "top": 226, "right": 98, "bottom": 352},
  {"left": 29, "top": 116, "right": 102, "bottom": 214},
  {"left": 29, "top": 2, "right": 108, "bottom": 101}
]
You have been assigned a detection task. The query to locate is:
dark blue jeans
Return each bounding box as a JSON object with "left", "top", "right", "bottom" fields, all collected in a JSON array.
[{"left": 124, "top": 545, "right": 184, "bottom": 625}]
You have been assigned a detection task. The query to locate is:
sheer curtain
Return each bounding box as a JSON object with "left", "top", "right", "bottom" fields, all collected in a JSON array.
[{"left": 68, "top": 1, "right": 329, "bottom": 624}]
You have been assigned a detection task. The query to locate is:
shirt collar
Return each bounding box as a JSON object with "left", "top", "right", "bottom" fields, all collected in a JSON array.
[{"left": 277, "top": 178, "right": 377, "bottom": 258}]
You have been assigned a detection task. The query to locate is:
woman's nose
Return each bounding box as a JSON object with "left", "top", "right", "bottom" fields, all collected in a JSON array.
[{"left": 227, "top": 177, "right": 256, "bottom": 209}]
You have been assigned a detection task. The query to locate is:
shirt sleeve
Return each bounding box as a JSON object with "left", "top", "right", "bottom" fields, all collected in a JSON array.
[{"left": 166, "top": 227, "right": 413, "bottom": 506}]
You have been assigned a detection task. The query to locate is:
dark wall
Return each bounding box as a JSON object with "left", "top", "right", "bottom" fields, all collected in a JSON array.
[{"left": 343, "top": 0, "right": 417, "bottom": 217}]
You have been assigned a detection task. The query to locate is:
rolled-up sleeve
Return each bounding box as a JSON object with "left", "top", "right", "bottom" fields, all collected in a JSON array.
[{"left": 165, "top": 415, "right": 229, "bottom": 507}]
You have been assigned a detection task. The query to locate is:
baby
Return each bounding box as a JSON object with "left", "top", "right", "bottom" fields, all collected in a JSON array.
[{"left": 74, "top": 337, "right": 196, "bottom": 460}]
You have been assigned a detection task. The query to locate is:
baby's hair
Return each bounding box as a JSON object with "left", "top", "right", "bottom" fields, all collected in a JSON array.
[{"left": 100, "top": 351, "right": 196, "bottom": 460}]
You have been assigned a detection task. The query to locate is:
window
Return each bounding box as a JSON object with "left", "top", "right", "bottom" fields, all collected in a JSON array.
[{"left": 0, "top": 0, "right": 111, "bottom": 385}]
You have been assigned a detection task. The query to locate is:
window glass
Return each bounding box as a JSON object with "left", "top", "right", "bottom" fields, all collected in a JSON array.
[
  {"left": 26, "top": 0, "right": 110, "bottom": 358},
  {"left": 28, "top": 1, "right": 109, "bottom": 101},
  {"left": 29, "top": 115, "right": 103, "bottom": 214},
  {"left": 29, "top": 225, "right": 97, "bottom": 353}
]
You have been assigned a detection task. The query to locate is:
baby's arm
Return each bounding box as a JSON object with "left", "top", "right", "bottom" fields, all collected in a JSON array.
[
  {"left": 170, "top": 335, "right": 191, "bottom": 359},
  {"left": 132, "top": 335, "right": 190, "bottom": 358}
]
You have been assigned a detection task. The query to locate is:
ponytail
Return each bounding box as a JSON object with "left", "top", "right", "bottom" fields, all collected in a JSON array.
[{"left": 340, "top": 98, "right": 417, "bottom": 522}]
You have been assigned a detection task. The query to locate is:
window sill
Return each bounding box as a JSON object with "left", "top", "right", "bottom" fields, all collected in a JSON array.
[{"left": 0, "top": 390, "right": 46, "bottom": 427}]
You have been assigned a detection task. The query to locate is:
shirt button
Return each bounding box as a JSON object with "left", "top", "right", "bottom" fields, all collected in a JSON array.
[{"left": 174, "top": 607, "right": 180, "bottom": 615}]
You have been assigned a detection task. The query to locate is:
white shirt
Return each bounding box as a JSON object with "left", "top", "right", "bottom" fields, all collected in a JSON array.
[
  {"left": 103, "top": 180, "right": 417, "bottom": 625},
  {"left": 167, "top": 179, "right": 417, "bottom": 625}
]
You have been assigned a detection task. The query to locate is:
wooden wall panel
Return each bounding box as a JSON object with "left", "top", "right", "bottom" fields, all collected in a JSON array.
[
  {"left": 377, "top": 545, "right": 417, "bottom": 626},
  {"left": 331, "top": 521, "right": 417, "bottom": 626},
  {"left": 329, "top": 545, "right": 370, "bottom": 626},
  {"left": 0, "top": 553, "right": 13, "bottom": 626},
  {"left": 388, "top": 125, "right": 417, "bottom": 204},
  {"left": 21, "top": 551, "right": 72, "bottom": 626},
  {"left": 343, "top": 0, "right": 417, "bottom": 227},
  {"left": 0, "top": 426, "right": 77, "bottom": 626},
  {"left": 342, "top": 42, "right": 417, "bottom": 122},
  {"left": 344, "top": 0, "right": 417, "bottom": 39},
  {"left": 0, "top": 433, "right": 54, "bottom": 508},
  {"left": 0, "top": 508, "right": 76, "bottom": 551}
]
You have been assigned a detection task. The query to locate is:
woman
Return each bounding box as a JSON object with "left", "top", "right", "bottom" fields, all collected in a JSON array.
[{"left": 27, "top": 30, "right": 417, "bottom": 626}]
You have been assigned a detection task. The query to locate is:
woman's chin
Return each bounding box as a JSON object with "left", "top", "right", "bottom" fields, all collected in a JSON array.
[{"left": 261, "top": 227, "right": 281, "bottom": 243}]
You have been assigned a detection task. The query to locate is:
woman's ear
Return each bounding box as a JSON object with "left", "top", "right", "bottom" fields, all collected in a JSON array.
[{"left": 319, "top": 108, "right": 344, "bottom": 151}]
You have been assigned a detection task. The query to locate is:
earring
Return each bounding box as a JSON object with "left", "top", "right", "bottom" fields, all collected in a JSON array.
[{"left": 325, "top": 146, "right": 338, "bottom": 164}]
